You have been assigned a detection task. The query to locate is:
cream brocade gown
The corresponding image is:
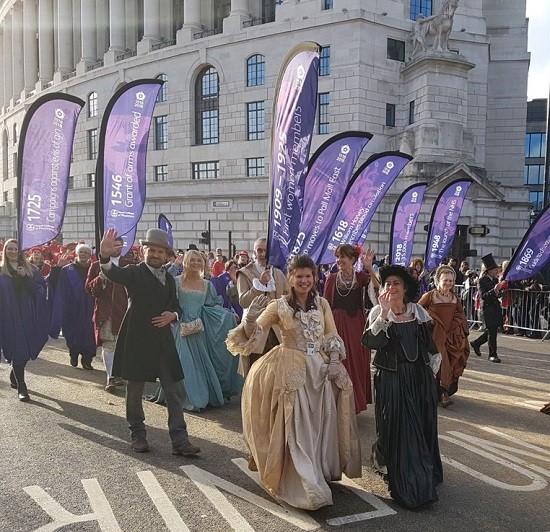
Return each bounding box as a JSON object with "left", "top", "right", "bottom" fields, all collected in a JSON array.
[{"left": 226, "top": 296, "right": 362, "bottom": 511}]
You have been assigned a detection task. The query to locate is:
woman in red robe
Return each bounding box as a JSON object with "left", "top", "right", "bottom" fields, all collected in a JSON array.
[{"left": 324, "top": 245, "right": 379, "bottom": 414}]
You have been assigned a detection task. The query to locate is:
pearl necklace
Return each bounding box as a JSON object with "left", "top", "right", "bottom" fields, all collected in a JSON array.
[{"left": 336, "top": 270, "right": 356, "bottom": 298}]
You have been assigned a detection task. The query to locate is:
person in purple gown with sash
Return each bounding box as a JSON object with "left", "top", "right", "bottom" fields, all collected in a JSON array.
[
  {"left": 50, "top": 243, "right": 96, "bottom": 369},
  {"left": 0, "top": 239, "right": 51, "bottom": 401}
]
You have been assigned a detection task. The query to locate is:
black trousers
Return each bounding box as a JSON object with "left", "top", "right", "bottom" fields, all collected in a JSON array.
[{"left": 473, "top": 326, "right": 498, "bottom": 357}]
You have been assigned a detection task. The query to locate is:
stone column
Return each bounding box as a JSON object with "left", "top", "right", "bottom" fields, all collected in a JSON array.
[
  {"left": 137, "top": 0, "right": 160, "bottom": 54},
  {"left": 76, "top": 0, "right": 97, "bottom": 74},
  {"left": 0, "top": 28, "right": 4, "bottom": 109},
  {"left": 176, "top": 0, "right": 201, "bottom": 44},
  {"left": 37, "top": 0, "right": 54, "bottom": 88},
  {"left": 103, "top": 0, "right": 125, "bottom": 65},
  {"left": 23, "top": 0, "right": 39, "bottom": 95},
  {"left": 12, "top": 4, "right": 24, "bottom": 100},
  {"left": 55, "top": 0, "right": 74, "bottom": 80},
  {"left": 3, "top": 14, "right": 13, "bottom": 106},
  {"left": 224, "top": 0, "right": 250, "bottom": 33}
]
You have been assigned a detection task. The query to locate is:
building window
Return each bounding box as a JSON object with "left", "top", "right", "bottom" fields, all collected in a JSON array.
[
  {"left": 529, "top": 190, "right": 544, "bottom": 212},
  {"left": 154, "top": 165, "right": 168, "bottom": 182},
  {"left": 154, "top": 116, "right": 168, "bottom": 150},
  {"left": 527, "top": 99, "right": 547, "bottom": 121},
  {"left": 3, "top": 191, "right": 7, "bottom": 203},
  {"left": 410, "top": 0, "right": 432, "bottom": 21},
  {"left": 524, "top": 164, "right": 545, "bottom": 185},
  {"left": 12, "top": 152, "right": 18, "bottom": 176},
  {"left": 192, "top": 161, "right": 219, "bottom": 180},
  {"left": 156, "top": 74, "right": 168, "bottom": 103},
  {"left": 318, "top": 92, "right": 330, "bottom": 135},
  {"left": 246, "top": 157, "right": 266, "bottom": 177},
  {"left": 87, "top": 173, "right": 95, "bottom": 188},
  {"left": 409, "top": 100, "right": 416, "bottom": 125},
  {"left": 12, "top": 124, "right": 17, "bottom": 145},
  {"left": 386, "top": 103, "right": 396, "bottom": 127},
  {"left": 247, "top": 54, "right": 265, "bottom": 87},
  {"left": 320, "top": 46, "right": 331, "bottom": 76},
  {"left": 387, "top": 38, "right": 405, "bottom": 61},
  {"left": 195, "top": 67, "right": 219, "bottom": 145},
  {"left": 68, "top": 176, "right": 74, "bottom": 190},
  {"left": 323, "top": 0, "right": 333, "bottom": 10},
  {"left": 2, "top": 131, "right": 8, "bottom": 181},
  {"left": 87, "top": 129, "right": 98, "bottom": 159},
  {"left": 525, "top": 133, "right": 546, "bottom": 158},
  {"left": 88, "top": 92, "right": 98, "bottom": 118},
  {"left": 247, "top": 101, "right": 265, "bottom": 141}
]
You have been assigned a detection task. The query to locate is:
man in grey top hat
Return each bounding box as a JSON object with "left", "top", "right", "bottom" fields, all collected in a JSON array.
[{"left": 98, "top": 227, "right": 200, "bottom": 455}]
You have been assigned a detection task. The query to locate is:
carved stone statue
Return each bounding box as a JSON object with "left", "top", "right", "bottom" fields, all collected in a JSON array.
[{"left": 411, "top": 0, "right": 460, "bottom": 57}]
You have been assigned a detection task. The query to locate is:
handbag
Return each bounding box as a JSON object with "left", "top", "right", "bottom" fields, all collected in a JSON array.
[{"left": 180, "top": 317, "right": 204, "bottom": 337}]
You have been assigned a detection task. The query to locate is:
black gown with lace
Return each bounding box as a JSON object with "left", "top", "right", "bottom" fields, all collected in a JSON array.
[{"left": 368, "top": 319, "right": 443, "bottom": 509}]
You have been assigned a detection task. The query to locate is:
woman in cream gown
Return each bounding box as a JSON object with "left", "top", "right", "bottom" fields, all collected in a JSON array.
[{"left": 226, "top": 255, "right": 361, "bottom": 511}]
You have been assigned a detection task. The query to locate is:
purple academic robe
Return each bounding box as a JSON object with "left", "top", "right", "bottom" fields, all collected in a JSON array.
[
  {"left": 50, "top": 262, "right": 96, "bottom": 355},
  {"left": 0, "top": 267, "right": 52, "bottom": 365},
  {"left": 210, "top": 272, "right": 243, "bottom": 319}
]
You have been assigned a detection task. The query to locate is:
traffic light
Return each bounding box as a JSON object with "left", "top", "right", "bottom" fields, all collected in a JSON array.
[{"left": 199, "top": 230, "right": 211, "bottom": 247}]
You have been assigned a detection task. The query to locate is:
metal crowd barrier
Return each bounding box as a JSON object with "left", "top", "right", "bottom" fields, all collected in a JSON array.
[{"left": 455, "top": 285, "right": 550, "bottom": 342}]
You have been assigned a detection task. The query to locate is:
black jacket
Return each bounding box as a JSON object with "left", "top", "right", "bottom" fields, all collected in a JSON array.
[
  {"left": 362, "top": 316, "right": 436, "bottom": 372},
  {"left": 103, "top": 262, "right": 183, "bottom": 382}
]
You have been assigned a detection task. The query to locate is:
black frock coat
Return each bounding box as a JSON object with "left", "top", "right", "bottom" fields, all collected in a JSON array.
[
  {"left": 103, "top": 262, "right": 183, "bottom": 382},
  {"left": 478, "top": 274, "right": 503, "bottom": 329}
]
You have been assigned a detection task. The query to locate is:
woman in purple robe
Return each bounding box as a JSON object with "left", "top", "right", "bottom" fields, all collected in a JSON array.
[
  {"left": 0, "top": 239, "right": 51, "bottom": 401},
  {"left": 50, "top": 244, "right": 96, "bottom": 369}
]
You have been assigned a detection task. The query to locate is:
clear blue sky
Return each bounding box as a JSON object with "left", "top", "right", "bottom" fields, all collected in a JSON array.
[{"left": 527, "top": 0, "right": 550, "bottom": 101}]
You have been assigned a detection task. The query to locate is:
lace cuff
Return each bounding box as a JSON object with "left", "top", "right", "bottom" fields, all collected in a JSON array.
[
  {"left": 321, "top": 332, "right": 346, "bottom": 360},
  {"left": 226, "top": 322, "right": 265, "bottom": 356},
  {"left": 369, "top": 315, "right": 391, "bottom": 337}
]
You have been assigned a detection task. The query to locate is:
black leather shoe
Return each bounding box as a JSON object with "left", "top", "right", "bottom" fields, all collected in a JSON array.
[
  {"left": 9, "top": 369, "right": 17, "bottom": 389},
  {"left": 17, "top": 383, "right": 30, "bottom": 402},
  {"left": 131, "top": 439, "right": 150, "bottom": 453},
  {"left": 488, "top": 355, "right": 501, "bottom": 363},
  {"left": 81, "top": 360, "right": 94, "bottom": 370},
  {"left": 69, "top": 352, "right": 78, "bottom": 367},
  {"left": 172, "top": 442, "right": 201, "bottom": 456},
  {"left": 470, "top": 342, "right": 482, "bottom": 357}
]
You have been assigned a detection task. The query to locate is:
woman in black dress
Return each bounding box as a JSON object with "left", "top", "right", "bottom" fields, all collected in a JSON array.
[{"left": 362, "top": 265, "right": 442, "bottom": 509}]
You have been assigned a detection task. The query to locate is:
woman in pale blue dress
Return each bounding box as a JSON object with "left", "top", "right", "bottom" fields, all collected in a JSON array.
[{"left": 172, "top": 250, "right": 243, "bottom": 411}]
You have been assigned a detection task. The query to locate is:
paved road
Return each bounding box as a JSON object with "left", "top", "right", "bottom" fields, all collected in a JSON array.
[{"left": 1, "top": 333, "right": 549, "bottom": 532}]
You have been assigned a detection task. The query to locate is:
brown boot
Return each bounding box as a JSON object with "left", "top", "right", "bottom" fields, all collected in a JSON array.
[{"left": 440, "top": 392, "right": 454, "bottom": 408}]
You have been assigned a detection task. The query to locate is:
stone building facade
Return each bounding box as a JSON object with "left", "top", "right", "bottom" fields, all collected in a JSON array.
[{"left": 0, "top": 0, "right": 531, "bottom": 264}]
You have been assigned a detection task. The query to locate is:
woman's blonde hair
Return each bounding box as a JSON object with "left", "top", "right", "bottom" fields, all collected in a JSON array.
[
  {"left": 182, "top": 249, "right": 205, "bottom": 279},
  {"left": 0, "top": 239, "right": 33, "bottom": 277}
]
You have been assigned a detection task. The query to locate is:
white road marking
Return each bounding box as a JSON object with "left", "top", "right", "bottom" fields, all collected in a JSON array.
[
  {"left": 137, "top": 471, "right": 191, "bottom": 532},
  {"left": 231, "top": 458, "right": 396, "bottom": 527},
  {"left": 325, "top": 475, "right": 397, "bottom": 526},
  {"left": 182, "top": 464, "right": 319, "bottom": 531},
  {"left": 25, "top": 479, "right": 122, "bottom": 532},
  {"left": 479, "top": 427, "right": 550, "bottom": 456},
  {"left": 441, "top": 433, "right": 548, "bottom": 491}
]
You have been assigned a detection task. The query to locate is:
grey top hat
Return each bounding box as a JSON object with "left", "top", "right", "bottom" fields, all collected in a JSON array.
[{"left": 139, "top": 228, "right": 172, "bottom": 250}]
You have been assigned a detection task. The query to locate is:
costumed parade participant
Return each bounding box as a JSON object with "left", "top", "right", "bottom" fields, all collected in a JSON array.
[
  {"left": 362, "top": 265, "right": 442, "bottom": 509},
  {"left": 0, "top": 239, "right": 51, "bottom": 401},
  {"left": 226, "top": 254, "right": 361, "bottom": 510},
  {"left": 419, "top": 264, "right": 470, "bottom": 407}
]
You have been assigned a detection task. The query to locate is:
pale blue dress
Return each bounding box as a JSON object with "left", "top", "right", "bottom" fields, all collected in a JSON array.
[{"left": 172, "top": 278, "right": 243, "bottom": 411}]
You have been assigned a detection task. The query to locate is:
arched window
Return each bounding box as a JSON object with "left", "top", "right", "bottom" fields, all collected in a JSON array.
[
  {"left": 88, "top": 92, "right": 98, "bottom": 118},
  {"left": 2, "top": 130, "right": 8, "bottom": 181},
  {"left": 156, "top": 74, "right": 168, "bottom": 102},
  {"left": 247, "top": 54, "right": 265, "bottom": 87},
  {"left": 195, "top": 67, "right": 219, "bottom": 145}
]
